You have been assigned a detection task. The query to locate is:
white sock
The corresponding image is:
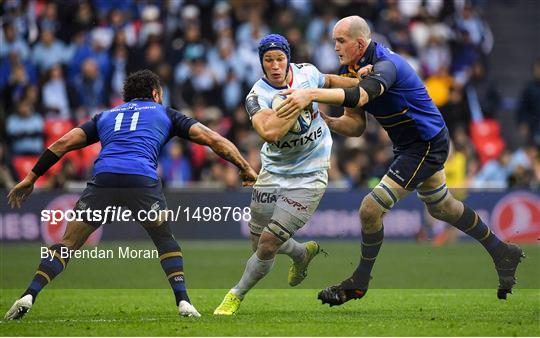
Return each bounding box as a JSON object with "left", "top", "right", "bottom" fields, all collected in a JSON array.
[
  {"left": 277, "top": 238, "right": 306, "bottom": 262},
  {"left": 231, "top": 253, "right": 274, "bottom": 299}
]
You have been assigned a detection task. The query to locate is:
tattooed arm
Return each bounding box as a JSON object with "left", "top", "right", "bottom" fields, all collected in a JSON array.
[{"left": 188, "top": 123, "right": 257, "bottom": 186}]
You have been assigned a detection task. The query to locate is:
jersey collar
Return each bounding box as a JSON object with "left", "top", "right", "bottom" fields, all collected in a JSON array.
[
  {"left": 261, "top": 65, "right": 294, "bottom": 89},
  {"left": 356, "top": 41, "right": 376, "bottom": 69}
]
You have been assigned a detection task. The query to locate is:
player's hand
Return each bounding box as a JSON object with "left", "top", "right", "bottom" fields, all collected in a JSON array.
[
  {"left": 276, "top": 88, "right": 312, "bottom": 120},
  {"left": 239, "top": 167, "right": 258, "bottom": 187},
  {"left": 357, "top": 64, "right": 373, "bottom": 80},
  {"left": 7, "top": 178, "right": 35, "bottom": 208}
]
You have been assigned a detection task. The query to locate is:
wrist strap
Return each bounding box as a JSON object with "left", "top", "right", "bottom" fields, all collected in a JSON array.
[{"left": 32, "top": 149, "right": 60, "bottom": 177}]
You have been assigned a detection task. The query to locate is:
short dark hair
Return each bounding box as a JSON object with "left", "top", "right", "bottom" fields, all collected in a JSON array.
[{"left": 123, "top": 69, "right": 161, "bottom": 102}]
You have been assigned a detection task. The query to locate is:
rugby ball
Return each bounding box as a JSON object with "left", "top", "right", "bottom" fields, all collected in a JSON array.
[{"left": 271, "top": 94, "right": 312, "bottom": 135}]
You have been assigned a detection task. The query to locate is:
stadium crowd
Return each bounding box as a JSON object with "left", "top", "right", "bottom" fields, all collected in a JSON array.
[{"left": 1, "top": 0, "right": 539, "bottom": 190}]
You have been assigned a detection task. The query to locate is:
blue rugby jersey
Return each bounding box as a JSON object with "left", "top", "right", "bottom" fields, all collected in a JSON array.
[
  {"left": 339, "top": 41, "right": 446, "bottom": 146},
  {"left": 78, "top": 100, "right": 197, "bottom": 179}
]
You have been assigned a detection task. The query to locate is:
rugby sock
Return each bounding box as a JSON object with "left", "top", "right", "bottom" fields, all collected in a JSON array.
[
  {"left": 144, "top": 222, "right": 190, "bottom": 305},
  {"left": 351, "top": 226, "right": 384, "bottom": 289},
  {"left": 231, "top": 253, "right": 274, "bottom": 299},
  {"left": 451, "top": 204, "right": 505, "bottom": 259},
  {"left": 22, "top": 244, "right": 70, "bottom": 301},
  {"left": 277, "top": 238, "right": 306, "bottom": 262}
]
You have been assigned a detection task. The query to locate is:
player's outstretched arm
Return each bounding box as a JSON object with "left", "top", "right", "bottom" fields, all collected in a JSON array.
[
  {"left": 7, "top": 128, "right": 91, "bottom": 208},
  {"left": 188, "top": 123, "right": 257, "bottom": 186},
  {"left": 277, "top": 62, "right": 392, "bottom": 119},
  {"left": 324, "top": 65, "right": 373, "bottom": 89},
  {"left": 321, "top": 108, "right": 367, "bottom": 137}
]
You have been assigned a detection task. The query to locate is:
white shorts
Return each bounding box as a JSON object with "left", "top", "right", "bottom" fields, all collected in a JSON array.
[{"left": 249, "top": 168, "right": 328, "bottom": 240}]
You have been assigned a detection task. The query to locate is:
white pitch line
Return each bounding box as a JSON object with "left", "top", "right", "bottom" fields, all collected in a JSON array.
[{"left": 3, "top": 317, "right": 177, "bottom": 324}]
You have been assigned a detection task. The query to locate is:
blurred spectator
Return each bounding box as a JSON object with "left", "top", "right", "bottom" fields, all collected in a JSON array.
[
  {"left": 160, "top": 141, "right": 192, "bottom": 188},
  {"left": 472, "top": 150, "right": 512, "bottom": 188},
  {"left": 38, "top": 2, "right": 61, "bottom": 33},
  {"left": 424, "top": 66, "right": 453, "bottom": 107},
  {"left": 208, "top": 38, "right": 245, "bottom": 113},
  {"left": 376, "top": 6, "right": 408, "bottom": 47},
  {"left": 70, "top": 2, "right": 96, "bottom": 36},
  {"left": 156, "top": 63, "right": 173, "bottom": 108},
  {"left": 420, "top": 35, "right": 451, "bottom": 77},
  {"left": 31, "top": 27, "right": 69, "bottom": 73},
  {"left": 139, "top": 5, "right": 163, "bottom": 47},
  {"left": 6, "top": 100, "right": 44, "bottom": 155},
  {"left": 312, "top": 32, "right": 340, "bottom": 74},
  {"left": 175, "top": 54, "right": 219, "bottom": 107},
  {"left": 2, "top": 61, "right": 32, "bottom": 112},
  {"left": 452, "top": 3, "right": 493, "bottom": 56},
  {"left": 40, "top": 64, "right": 76, "bottom": 119},
  {"left": 517, "top": 58, "right": 540, "bottom": 144},
  {"left": 0, "top": 21, "right": 30, "bottom": 60},
  {"left": 236, "top": 8, "right": 269, "bottom": 46},
  {"left": 440, "top": 86, "right": 471, "bottom": 133},
  {"left": 106, "top": 9, "right": 137, "bottom": 47},
  {"left": 212, "top": 2, "right": 233, "bottom": 36},
  {"left": 73, "top": 58, "right": 106, "bottom": 115},
  {"left": 109, "top": 44, "right": 128, "bottom": 104}
]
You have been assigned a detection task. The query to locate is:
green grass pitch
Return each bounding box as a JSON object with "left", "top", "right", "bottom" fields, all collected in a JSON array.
[{"left": 1, "top": 241, "right": 539, "bottom": 336}]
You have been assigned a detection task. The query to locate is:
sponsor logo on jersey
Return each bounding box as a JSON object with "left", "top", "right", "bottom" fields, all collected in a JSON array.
[{"left": 271, "top": 126, "right": 323, "bottom": 149}]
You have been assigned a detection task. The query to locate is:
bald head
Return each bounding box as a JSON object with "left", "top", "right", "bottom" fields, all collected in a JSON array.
[
  {"left": 335, "top": 16, "right": 371, "bottom": 40},
  {"left": 332, "top": 16, "right": 371, "bottom": 66}
]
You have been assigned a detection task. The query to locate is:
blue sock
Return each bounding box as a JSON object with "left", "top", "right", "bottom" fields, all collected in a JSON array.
[
  {"left": 352, "top": 226, "right": 384, "bottom": 289},
  {"left": 23, "top": 244, "right": 70, "bottom": 301},
  {"left": 145, "top": 222, "right": 190, "bottom": 305},
  {"left": 452, "top": 205, "right": 505, "bottom": 259}
]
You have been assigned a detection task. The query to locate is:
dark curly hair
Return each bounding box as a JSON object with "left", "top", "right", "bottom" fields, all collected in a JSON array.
[{"left": 122, "top": 69, "right": 161, "bottom": 102}]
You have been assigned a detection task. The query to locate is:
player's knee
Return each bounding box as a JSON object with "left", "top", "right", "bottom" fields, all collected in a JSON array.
[
  {"left": 426, "top": 196, "right": 460, "bottom": 222},
  {"left": 256, "top": 237, "right": 281, "bottom": 260},
  {"left": 419, "top": 183, "right": 458, "bottom": 222},
  {"left": 250, "top": 233, "right": 260, "bottom": 252},
  {"left": 359, "top": 196, "right": 383, "bottom": 231},
  {"left": 258, "top": 225, "right": 287, "bottom": 259}
]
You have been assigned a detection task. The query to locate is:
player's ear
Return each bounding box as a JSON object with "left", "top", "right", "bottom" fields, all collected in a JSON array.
[
  {"left": 152, "top": 88, "right": 162, "bottom": 103},
  {"left": 357, "top": 38, "right": 366, "bottom": 51}
]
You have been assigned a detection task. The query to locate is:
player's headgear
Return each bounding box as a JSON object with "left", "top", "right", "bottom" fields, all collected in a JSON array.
[{"left": 258, "top": 34, "right": 291, "bottom": 77}]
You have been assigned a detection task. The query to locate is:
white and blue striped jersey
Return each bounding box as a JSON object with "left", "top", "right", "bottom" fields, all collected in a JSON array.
[{"left": 245, "top": 63, "right": 332, "bottom": 175}]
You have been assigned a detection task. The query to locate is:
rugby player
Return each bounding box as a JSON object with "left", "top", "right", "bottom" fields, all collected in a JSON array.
[
  {"left": 213, "top": 34, "right": 360, "bottom": 315},
  {"left": 276, "top": 16, "right": 524, "bottom": 305},
  {"left": 4, "top": 70, "right": 258, "bottom": 319}
]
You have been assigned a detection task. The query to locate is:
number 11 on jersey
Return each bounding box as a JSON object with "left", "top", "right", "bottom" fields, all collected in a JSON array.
[{"left": 114, "top": 112, "right": 140, "bottom": 132}]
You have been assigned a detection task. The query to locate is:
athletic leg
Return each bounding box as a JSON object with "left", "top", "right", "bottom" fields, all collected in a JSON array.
[
  {"left": 318, "top": 175, "right": 409, "bottom": 306},
  {"left": 4, "top": 220, "right": 97, "bottom": 320},
  {"left": 418, "top": 170, "right": 524, "bottom": 299}
]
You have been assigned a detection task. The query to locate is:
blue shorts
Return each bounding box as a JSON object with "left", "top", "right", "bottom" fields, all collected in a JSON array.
[
  {"left": 73, "top": 173, "right": 167, "bottom": 227},
  {"left": 386, "top": 127, "right": 449, "bottom": 191}
]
